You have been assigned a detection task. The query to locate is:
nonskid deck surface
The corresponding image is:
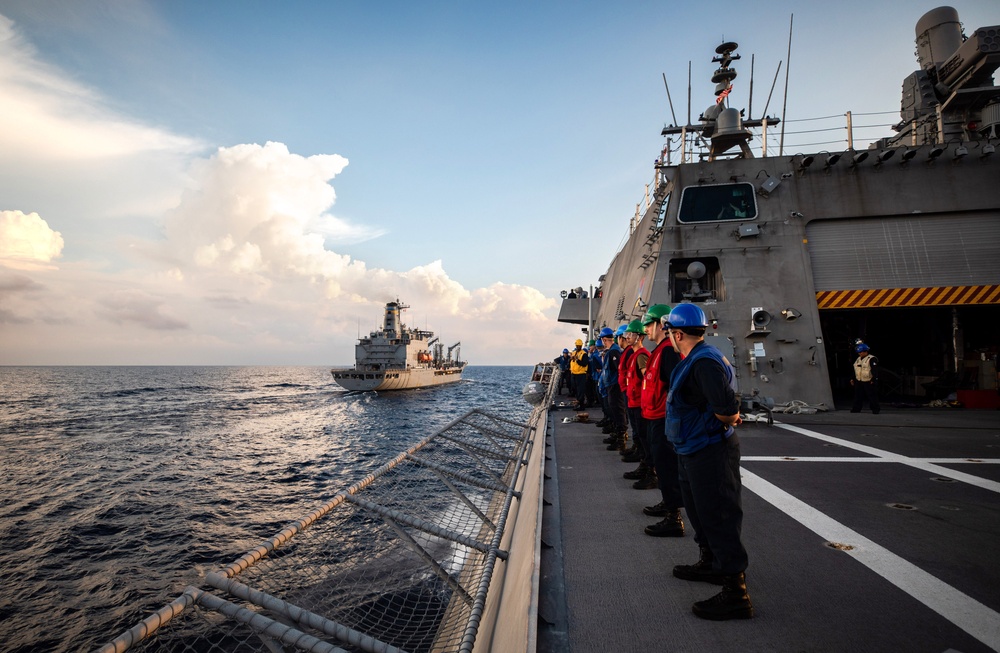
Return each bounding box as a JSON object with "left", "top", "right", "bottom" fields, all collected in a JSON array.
[{"left": 541, "top": 400, "right": 1000, "bottom": 653}]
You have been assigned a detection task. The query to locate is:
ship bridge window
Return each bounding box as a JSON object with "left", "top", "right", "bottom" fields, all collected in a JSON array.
[{"left": 678, "top": 183, "right": 756, "bottom": 223}]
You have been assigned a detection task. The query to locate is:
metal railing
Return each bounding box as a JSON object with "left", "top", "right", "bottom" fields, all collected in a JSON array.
[{"left": 96, "top": 397, "right": 552, "bottom": 653}]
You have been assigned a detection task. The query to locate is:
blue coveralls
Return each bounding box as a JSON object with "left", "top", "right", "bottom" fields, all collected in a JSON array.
[{"left": 667, "top": 341, "right": 747, "bottom": 575}]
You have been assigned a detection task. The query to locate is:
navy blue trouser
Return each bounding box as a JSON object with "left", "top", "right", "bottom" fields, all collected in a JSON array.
[
  {"left": 606, "top": 385, "right": 626, "bottom": 435},
  {"left": 852, "top": 381, "right": 880, "bottom": 414},
  {"left": 572, "top": 374, "right": 587, "bottom": 406},
  {"left": 628, "top": 406, "right": 647, "bottom": 461},
  {"left": 678, "top": 434, "right": 748, "bottom": 574},
  {"left": 646, "top": 417, "right": 682, "bottom": 508}
]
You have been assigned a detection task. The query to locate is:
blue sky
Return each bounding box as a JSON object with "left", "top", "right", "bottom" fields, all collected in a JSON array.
[{"left": 0, "top": 0, "right": 995, "bottom": 365}]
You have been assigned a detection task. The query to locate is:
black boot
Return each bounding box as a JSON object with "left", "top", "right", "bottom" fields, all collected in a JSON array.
[
  {"left": 642, "top": 500, "right": 670, "bottom": 516},
  {"left": 673, "top": 547, "right": 724, "bottom": 585},
  {"left": 621, "top": 448, "right": 642, "bottom": 463},
  {"left": 632, "top": 473, "right": 658, "bottom": 490},
  {"left": 644, "top": 510, "right": 685, "bottom": 537},
  {"left": 602, "top": 434, "right": 617, "bottom": 444},
  {"left": 623, "top": 463, "right": 647, "bottom": 480},
  {"left": 606, "top": 435, "right": 623, "bottom": 451},
  {"left": 692, "top": 572, "right": 754, "bottom": 620}
]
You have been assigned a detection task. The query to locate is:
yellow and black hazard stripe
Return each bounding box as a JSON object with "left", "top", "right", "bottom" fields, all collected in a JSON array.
[{"left": 816, "top": 285, "right": 1000, "bottom": 309}]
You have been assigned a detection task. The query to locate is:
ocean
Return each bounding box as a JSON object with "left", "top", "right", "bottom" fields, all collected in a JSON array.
[{"left": 0, "top": 365, "right": 533, "bottom": 653}]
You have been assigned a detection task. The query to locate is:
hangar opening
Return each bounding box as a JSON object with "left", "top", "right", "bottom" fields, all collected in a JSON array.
[
  {"left": 807, "top": 213, "right": 1000, "bottom": 406},
  {"left": 819, "top": 304, "right": 1000, "bottom": 405}
]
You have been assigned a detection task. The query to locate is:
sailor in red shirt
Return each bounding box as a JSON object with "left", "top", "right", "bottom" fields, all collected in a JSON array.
[
  {"left": 639, "top": 304, "right": 685, "bottom": 537},
  {"left": 622, "top": 319, "right": 652, "bottom": 481}
]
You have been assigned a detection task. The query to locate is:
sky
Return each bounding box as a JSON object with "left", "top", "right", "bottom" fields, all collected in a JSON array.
[{"left": 0, "top": 0, "right": 996, "bottom": 365}]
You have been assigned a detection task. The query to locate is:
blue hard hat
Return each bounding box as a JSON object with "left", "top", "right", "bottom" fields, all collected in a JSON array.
[
  {"left": 856, "top": 343, "right": 870, "bottom": 353},
  {"left": 595, "top": 338, "right": 605, "bottom": 348},
  {"left": 598, "top": 326, "right": 615, "bottom": 338},
  {"left": 562, "top": 348, "right": 569, "bottom": 354},
  {"left": 614, "top": 324, "right": 628, "bottom": 337},
  {"left": 664, "top": 303, "right": 708, "bottom": 328}
]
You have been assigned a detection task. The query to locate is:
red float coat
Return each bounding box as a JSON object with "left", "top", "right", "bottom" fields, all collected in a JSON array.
[
  {"left": 641, "top": 338, "right": 675, "bottom": 420},
  {"left": 618, "top": 346, "right": 633, "bottom": 398},
  {"left": 626, "top": 346, "right": 650, "bottom": 408}
]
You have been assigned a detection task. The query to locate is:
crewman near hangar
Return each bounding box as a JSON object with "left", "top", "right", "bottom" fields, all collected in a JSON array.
[{"left": 850, "top": 341, "right": 880, "bottom": 414}]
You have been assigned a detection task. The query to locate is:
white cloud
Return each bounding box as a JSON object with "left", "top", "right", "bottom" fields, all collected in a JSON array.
[
  {"left": 0, "top": 15, "right": 200, "bottom": 162},
  {"left": 0, "top": 16, "right": 576, "bottom": 365},
  {"left": 0, "top": 210, "right": 64, "bottom": 269}
]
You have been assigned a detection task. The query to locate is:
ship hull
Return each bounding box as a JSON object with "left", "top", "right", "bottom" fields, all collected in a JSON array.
[{"left": 331, "top": 366, "right": 464, "bottom": 392}]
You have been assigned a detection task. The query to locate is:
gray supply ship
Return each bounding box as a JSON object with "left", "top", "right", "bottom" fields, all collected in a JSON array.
[
  {"left": 331, "top": 300, "right": 466, "bottom": 391},
  {"left": 559, "top": 5, "right": 1000, "bottom": 411}
]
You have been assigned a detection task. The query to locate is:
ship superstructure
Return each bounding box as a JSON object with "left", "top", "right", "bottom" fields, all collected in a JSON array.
[
  {"left": 332, "top": 300, "right": 466, "bottom": 391},
  {"left": 560, "top": 6, "right": 1000, "bottom": 409}
]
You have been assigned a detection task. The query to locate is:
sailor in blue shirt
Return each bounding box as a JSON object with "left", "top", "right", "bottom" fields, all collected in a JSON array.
[{"left": 663, "top": 304, "right": 753, "bottom": 621}]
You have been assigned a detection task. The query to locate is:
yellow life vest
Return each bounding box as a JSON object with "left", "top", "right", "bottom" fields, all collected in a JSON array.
[{"left": 570, "top": 349, "right": 588, "bottom": 375}]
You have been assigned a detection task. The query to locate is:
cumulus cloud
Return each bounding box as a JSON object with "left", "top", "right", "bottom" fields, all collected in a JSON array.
[
  {"left": 163, "top": 141, "right": 384, "bottom": 278},
  {"left": 159, "top": 142, "right": 558, "bottom": 342},
  {"left": 0, "top": 16, "right": 571, "bottom": 364},
  {"left": 0, "top": 210, "right": 64, "bottom": 269}
]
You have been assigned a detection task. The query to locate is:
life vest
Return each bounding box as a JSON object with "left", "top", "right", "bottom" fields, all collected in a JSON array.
[
  {"left": 665, "top": 341, "right": 736, "bottom": 455},
  {"left": 601, "top": 343, "right": 621, "bottom": 391},
  {"left": 569, "top": 349, "right": 588, "bottom": 375},
  {"left": 854, "top": 355, "right": 876, "bottom": 382},
  {"left": 626, "top": 346, "right": 649, "bottom": 407},
  {"left": 618, "top": 347, "right": 633, "bottom": 397},
  {"left": 641, "top": 339, "right": 675, "bottom": 420}
]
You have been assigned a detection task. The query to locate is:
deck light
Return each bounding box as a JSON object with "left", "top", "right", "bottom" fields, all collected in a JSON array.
[
  {"left": 824, "top": 153, "right": 842, "bottom": 168},
  {"left": 793, "top": 154, "right": 815, "bottom": 171},
  {"left": 900, "top": 148, "right": 917, "bottom": 163},
  {"left": 953, "top": 145, "right": 969, "bottom": 159},
  {"left": 927, "top": 146, "right": 945, "bottom": 160},
  {"left": 849, "top": 151, "right": 869, "bottom": 167},
  {"left": 873, "top": 150, "right": 895, "bottom": 166}
]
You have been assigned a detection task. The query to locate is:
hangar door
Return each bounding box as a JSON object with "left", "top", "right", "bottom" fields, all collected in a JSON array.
[{"left": 805, "top": 213, "right": 1000, "bottom": 400}]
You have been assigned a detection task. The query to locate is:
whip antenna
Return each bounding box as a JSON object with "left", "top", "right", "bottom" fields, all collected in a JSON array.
[
  {"left": 662, "top": 73, "right": 678, "bottom": 126},
  {"left": 779, "top": 13, "right": 794, "bottom": 156}
]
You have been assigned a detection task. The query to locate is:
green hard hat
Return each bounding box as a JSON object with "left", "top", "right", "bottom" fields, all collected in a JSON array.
[
  {"left": 641, "top": 304, "right": 672, "bottom": 326},
  {"left": 626, "top": 319, "right": 645, "bottom": 334},
  {"left": 587, "top": 339, "right": 596, "bottom": 346}
]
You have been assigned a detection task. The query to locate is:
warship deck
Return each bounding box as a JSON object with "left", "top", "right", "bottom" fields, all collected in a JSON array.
[{"left": 539, "top": 399, "right": 1000, "bottom": 653}]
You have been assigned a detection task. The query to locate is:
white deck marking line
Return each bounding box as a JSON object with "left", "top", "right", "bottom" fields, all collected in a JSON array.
[
  {"left": 741, "top": 468, "right": 1000, "bottom": 652},
  {"left": 774, "top": 423, "right": 1000, "bottom": 494},
  {"left": 742, "top": 456, "right": 1000, "bottom": 463}
]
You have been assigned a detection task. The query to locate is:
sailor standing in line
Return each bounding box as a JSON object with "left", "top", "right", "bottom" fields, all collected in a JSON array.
[
  {"left": 638, "top": 304, "right": 686, "bottom": 537},
  {"left": 554, "top": 348, "right": 572, "bottom": 395},
  {"left": 663, "top": 303, "right": 752, "bottom": 620},
  {"left": 850, "top": 342, "right": 880, "bottom": 414},
  {"left": 616, "top": 325, "right": 640, "bottom": 463},
  {"left": 569, "top": 339, "right": 589, "bottom": 408},
  {"left": 622, "top": 320, "right": 652, "bottom": 480},
  {"left": 598, "top": 326, "right": 628, "bottom": 453}
]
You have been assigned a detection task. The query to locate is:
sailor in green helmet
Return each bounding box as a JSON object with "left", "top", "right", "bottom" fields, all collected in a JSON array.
[{"left": 639, "top": 304, "right": 685, "bottom": 538}]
